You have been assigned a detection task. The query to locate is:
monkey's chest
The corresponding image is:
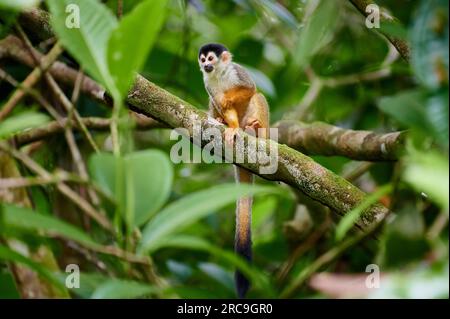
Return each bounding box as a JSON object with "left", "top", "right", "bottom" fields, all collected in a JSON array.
[{"left": 219, "top": 86, "right": 255, "bottom": 116}]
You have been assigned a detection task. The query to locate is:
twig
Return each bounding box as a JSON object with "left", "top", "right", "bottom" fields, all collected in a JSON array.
[
  {"left": 117, "top": 0, "right": 123, "bottom": 19},
  {"left": 0, "top": 174, "right": 84, "bottom": 189},
  {"left": 277, "top": 217, "right": 331, "bottom": 284},
  {"left": 0, "top": 42, "right": 62, "bottom": 120},
  {"left": 279, "top": 213, "right": 387, "bottom": 298},
  {"left": 0, "top": 142, "right": 114, "bottom": 232},
  {"left": 13, "top": 116, "right": 165, "bottom": 146},
  {"left": 427, "top": 210, "right": 449, "bottom": 240},
  {"left": 15, "top": 26, "right": 100, "bottom": 153}
]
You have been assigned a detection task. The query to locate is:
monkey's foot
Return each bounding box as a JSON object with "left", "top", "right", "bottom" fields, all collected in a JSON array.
[
  {"left": 244, "top": 118, "right": 262, "bottom": 135},
  {"left": 224, "top": 127, "right": 239, "bottom": 145},
  {"left": 215, "top": 117, "right": 225, "bottom": 124}
]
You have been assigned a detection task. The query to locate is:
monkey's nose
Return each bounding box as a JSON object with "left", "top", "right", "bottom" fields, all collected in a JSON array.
[{"left": 204, "top": 65, "right": 214, "bottom": 73}]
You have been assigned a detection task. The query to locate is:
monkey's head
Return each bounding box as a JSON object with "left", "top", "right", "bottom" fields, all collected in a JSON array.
[{"left": 198, "top": 43, "right": 232, "bottom": 75}]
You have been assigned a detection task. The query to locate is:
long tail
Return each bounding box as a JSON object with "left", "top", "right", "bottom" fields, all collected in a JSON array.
[{"left": 234, "top": 166, "right": 254, "bottom": 298}]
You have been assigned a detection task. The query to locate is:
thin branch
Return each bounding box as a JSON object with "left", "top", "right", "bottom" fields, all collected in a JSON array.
[
  {"left": 15, "top": 26, "right": 100, "bottom": 153},
  {"left": 117, "top": 0, "right": 123, "bottom": 18},
  {"left": 277, "top": 216, "right": 331, "bottom": 284},
  {"left": 348, "top": 0, "right": 411, "bottom": 61},
  {"left": 0, "top": 142, "right": 114, "bottom": 232},
  {"left": 0, "top": 35, "right": 104, "bottom": 103},
  {"left": 13, "top": 116, "right": 165, "bottom": 146},
  {"left": 0, "top": 41, "right": 62, "bottom": 120},
  {"left": 279, "top": 213, "right": 387, "bottom": 298}
]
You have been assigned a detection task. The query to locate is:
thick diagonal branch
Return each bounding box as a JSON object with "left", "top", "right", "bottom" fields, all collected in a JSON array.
[{"left": 126, "top": 75, "right": 389, "bottom": 228}]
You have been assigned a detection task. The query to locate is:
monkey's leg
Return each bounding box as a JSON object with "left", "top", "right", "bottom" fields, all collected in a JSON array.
[
  {"left": 242, "top": 93, "right": 270, "bottom": 138},
  {"left": 222, "top": 108, "right": 240, "bottom": 145}
]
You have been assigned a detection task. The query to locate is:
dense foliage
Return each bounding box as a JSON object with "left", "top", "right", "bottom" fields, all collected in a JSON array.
[{"left": 0, "top": 0, "right": 448, "bottom": 299}]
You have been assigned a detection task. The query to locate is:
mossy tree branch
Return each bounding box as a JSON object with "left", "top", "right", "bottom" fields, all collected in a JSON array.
[{"left": 126, "top": 75, "right": 390, "bottom": 229}]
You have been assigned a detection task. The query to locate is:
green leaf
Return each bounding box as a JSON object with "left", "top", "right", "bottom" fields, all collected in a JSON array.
[
  {"left": 0, "top": 111, "right": 50, "bottom": 139},
  {"left": 403, "top": 148, "right": 449, "bottom": 210},
  {"left": 0, "top": 245, "right": 63, "bottom": 290},
  {"left": 293, "top": 0, "right": 340, "bottom": 68},
  {"left": 89, "top": 150, "right": 173, "bottom": 227},
  {"left": 91, "top": 279, "right": 155, "bottom": 299},
  {"left": 378, "top": 89, "right": 432, "bottom": 130},
  {"left": 54, "top": 272, "right": 110, "bottom": 298},
  {"left": 0, "top": 0, "right": 40, "bottom": 11},
  {"left": 198, "top": 262, "right": 234, "bottom": 293},
  {"left": 257, "top": 0, "right": 297, "bottom": 29},
  {"left": 107, "top": 0, "right": 168, "bottom": 99},
  {"left": 335, "top": 184, "right": 393, "bottom": 241},
  {"left": 378, "top": 206, "right": 430, "bottom": 268},
  {"left": 1, "top": 204, "right": 101, "bottom": 250},
  {"left": 0, "top": 269, "right": 20, "bottom": 298},
  {"left": 426, "top": 90, "right": 449, "bottom": 148},
  {"left": 138, "top": 184, "right": 279, "bottom": 253},
  {"left": 46, "top": 0, "right": 117, "bottom": 94},
  {"left": 410, "top": 0, "right": 449, "bottom": 90},
  {"left": 88, "top": 152, "right": 119, "bottom": 198},
  {"left": 124, "top": 150, "right": 173, "bottom": 226}
]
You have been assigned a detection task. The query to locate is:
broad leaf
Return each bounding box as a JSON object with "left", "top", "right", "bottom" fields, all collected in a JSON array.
[
  {"left": 108, "top": 0, "right": 168, "bottom": 99},
  {"left": 0, "top": 111, "right": 50, "bottom": 139},
  {"left": 91, "top": 279, "right": 155, "bottom": 299},
  {"left": 0, "top": 245, "right": 63, "bottom": 290},
  {"left": 47, "top": 0, "right": 117, "bottom": 94},
  {"left": 410, "top": 0, "right": 449, "bottom": 90},
  {"left": 403, "top": 149, "right": 449, "bottom": 210},
  {"left": 89, "top": 150, "right": 173, "bottom": 227},
  {"left": 1, "top": 204, "right": 101, "bottom": 250},
  {"left": 0, "top": 0, "right": 40, "bottom": 11},
  {"left": 138, "top": 184, "right": 279, "bottom": 253},
  {"left": 156, "top": 235, "right": 273, "bottom": 295},
  {"left": 378, "top": 90, "right": 431, "bottom": 130},
  {"left": 294, "top": 0, "right": 340, "bottom": 68}
]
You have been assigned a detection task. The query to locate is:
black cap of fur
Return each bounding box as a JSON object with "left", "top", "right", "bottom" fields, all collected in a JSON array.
[{"left": 199, "top": 43, "right": 228, "bottom": 59}]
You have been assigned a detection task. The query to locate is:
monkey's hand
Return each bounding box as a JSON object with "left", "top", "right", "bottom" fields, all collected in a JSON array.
[
  {"left": 215, "top": 117, "right": 225, "bottom": 124},
  {"left": 244, "top": 118, "right": 263, "bottom": 135}
]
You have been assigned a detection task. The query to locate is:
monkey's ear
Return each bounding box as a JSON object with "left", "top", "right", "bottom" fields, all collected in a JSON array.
[{"left": 221, "top": 51, "right": 232, "bottom": 63}]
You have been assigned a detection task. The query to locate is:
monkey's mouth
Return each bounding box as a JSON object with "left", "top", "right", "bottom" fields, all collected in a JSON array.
[{"left": 204, "top": 65, "right": 214, "bottom": 73}]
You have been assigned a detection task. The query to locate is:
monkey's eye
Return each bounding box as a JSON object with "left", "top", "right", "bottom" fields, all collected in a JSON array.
[
  {"left": 201, "top": 58, "right": 205, "bottom": 63},
  {"left": 208, "top": 56, "right": 213, "bottom": 61}
]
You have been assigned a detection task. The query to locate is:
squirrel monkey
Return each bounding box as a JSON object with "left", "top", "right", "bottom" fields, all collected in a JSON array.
[{"left": 198, "top": 43, "right": 270, "bottom": 298}]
